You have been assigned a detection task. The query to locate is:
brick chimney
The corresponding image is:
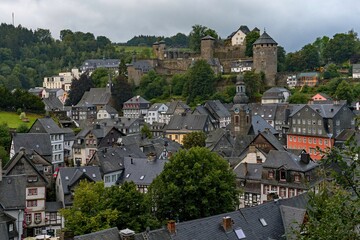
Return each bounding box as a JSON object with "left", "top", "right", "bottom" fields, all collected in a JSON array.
[
  {"left": 167, "top": 220, "right": 176, "bottom": 234},
  {"left": 222, "top": 216, "right": 233, "bottom": 232}
]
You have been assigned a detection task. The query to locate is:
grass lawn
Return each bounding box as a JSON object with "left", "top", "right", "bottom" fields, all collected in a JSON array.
[{"left": 0, "top": 111, "right": 44, "bottom": 129}]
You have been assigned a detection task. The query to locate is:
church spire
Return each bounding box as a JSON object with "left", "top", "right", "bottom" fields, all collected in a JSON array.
[{"left": 233, "top": 73, "right": 248, "bottom": 104}]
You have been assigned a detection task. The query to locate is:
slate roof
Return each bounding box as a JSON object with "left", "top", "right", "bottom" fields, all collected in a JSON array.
[
  {"left": 166, "top": 114, "right": 210, "bottom": 131},
  {"left": 43, "top": 96, "right": 64, "bottom": 111},
  {"left": 57, "top": 166, "right": 102, "bottom": 204},
  {"left": 45, "top": 201, "right": 63, "bottom": 212},
  {"left": 257, "top": 130, "right": 285, "bottom": 151},
  {"left": 234, "top": 163, "right": 263, "bottom": 181},
  {"left": 132, "top": 60, "right": 154, "bottom": 72},
  {"left": 138, "top": 194, "right": 309, "bottom": 240},
  {"left": 124, "top": 95, "right": 150, "bottom": 105},
  {"left": 202, "top": 35, "right": 215, "bottom": 40},
  {"left": 262, "top": 87, "right": 290, "bottom": 100},
  {"left": 122, "top": 157, "right": 167, "bottom": 186},
  {"left": 231, "top": 135, "right": 256, "bottom": 157},
  {"left": 289, "top": 102, "right": 347, "bottom": 118},
  {"left": 251, "top": 115, "right": 278, "bottom": 135},
  {"left": 12, "top": 133, "right": 52, "bottom": 156},
  {"left": 74, "top": 227, "right": 120, "bottom": 240},
  {"left": 253, "top": 31, "right": 277, "bottom": 45},
  {"left": 148, "top": 103, "right": 166, "bottom": 112},
  {"left": 205, "top": 100, "right": 231, "bottom": 119},
  {"left": 0, "top": 175, "right": 26, "bottom": 210},
  {"left": 227, "top": 25, "right": 250, "bottom": 39},
  {"left": 34, "top": 117, "right": 65, "bottom": 134},
  {"left": 165, "top": 101, "right": 190, "bottom": 115},
  {"left": 263, "top": 150, "right": 318, "bottom": 172},
  {"left": 77, "top": 88, "right": 111, "bottom": 106},
  {"left": 280, "top": 205, "right": 306, "bottom": 239},
  {"left": 90, "top": 146, "right": 138, "bottom": 174},
  {"left": 298, "top": 72, "right": 319, "bottom": 78}
]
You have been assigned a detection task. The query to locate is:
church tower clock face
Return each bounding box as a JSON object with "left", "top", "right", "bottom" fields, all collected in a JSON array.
[{"left": 234, "top": 108, "right": 239, "bottom": 113}]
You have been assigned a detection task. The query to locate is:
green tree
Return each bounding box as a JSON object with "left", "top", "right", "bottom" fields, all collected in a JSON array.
[
  {"left": 66, "top": 73, "right": 94, "bottom": 106},
  {"left": 323, "top": 32, "right": 358, "bottom": 64},
  {"left": 60, "top": 181, "right": 119, "bottom": 235},
  {"left": 149, "top": 147, "right": 239, "bottom": 221},
  {"left": 296, "top": 182, "right": 360, "bottom": 240},
  {"left": 301, "top": 44, "right": 320, "bottom": 71},
  {"left": 244, "top": 31, "right": 260, "bottom": 57},
  {"left": 91, "top": 68, "right": 110, "bottom": 87},
  {"left": 171, "top": 74, "right": 187, "bottom": 96},
  {"left": 288, "top": 92, "right": 309, "bottom": 104},
  {"left": 0, "top": 123, "right": 11, "bottom": 153},
  {"left": 334, "top": 80, "right": 354, "bottom": 104},
  {"left": 277, "top": 46, "right": 286, "bottom": 72},
  {"left": 182, "top": 132, "right": 206, "bottom": 149},
  {"left": 186, "top": 60, "right": 216, "bottom": 105},
  {"left": 138, "top": 70, "right": 167, "bottom": 100},
  {"left": 243, "top": 70, "right": 263, "bottom": 102},
  {"left": 16, "top": 123, "right": 28, "bottom": 133},
  {"left": 0, "top": 146, "right": 9, "bottom": 166},
  {"left": 106, "top": 182, "right": 160, "bottom": 232},
  {"left": 141, "top": 124, "right": 152, "bottom": 139},
  {"left": 189, "top": 25, "right": 218, "bottom": 53}
]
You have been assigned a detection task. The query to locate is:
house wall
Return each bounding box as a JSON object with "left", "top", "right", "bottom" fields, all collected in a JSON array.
[
  {"left": 253, "top": 43, "right": 277, "bottom": 86},
  {"left": 231, "top": 30, "right": 247, "bottom": 46}
]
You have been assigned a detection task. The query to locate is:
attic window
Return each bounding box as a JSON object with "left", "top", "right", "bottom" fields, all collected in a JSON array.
[
  {"left": 92, "top": 174, "right": 96, "bottom": 178},
  {"left": 65, "top": 176, "right": 69, "bottom": 180},
  {"left": 259, "top": 218, "right": 267, "bottom": 226},
  {"left": 235, "top": 228, "right": 246, "bottom": 239},
  {"left": 140, "top": 175, "right": 145, "bottom": 180},
  {"left": 126, "top": 173, "right": 131, "bottom": 178}
]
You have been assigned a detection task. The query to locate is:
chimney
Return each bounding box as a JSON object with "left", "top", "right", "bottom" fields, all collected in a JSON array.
[
  {"left": 222, "top": 216, "right": 233, "bottom": 232},
  {"left": 119, "top": 228, "right": 135, "bottom": 240},
  {"left": 167, "top": 220, "right": 176, "bottom": 234}
]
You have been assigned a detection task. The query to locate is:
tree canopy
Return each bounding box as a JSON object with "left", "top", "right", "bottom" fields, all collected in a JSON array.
[
  {"left": 182, "top": 132, "right": 206, "bottom": 149},
  {"left": 245, "top": 30, "right": 260, "bottom": 57},
  {"left": 148, "top": 147, "right": 239, "bottom": 222},
  {"left": 65, "top": 73, "right": 94, "bottom": 106},
  {"left": 61, "top": 181, "right": 160, "bottom": 235},
  {"left": 189, "top": 25, "right": 219, "bottom": 53}
]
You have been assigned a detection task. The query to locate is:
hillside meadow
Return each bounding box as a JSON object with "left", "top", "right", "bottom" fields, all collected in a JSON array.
[{"left": 0, "top": 111, "right": 43, "bottom": 129}]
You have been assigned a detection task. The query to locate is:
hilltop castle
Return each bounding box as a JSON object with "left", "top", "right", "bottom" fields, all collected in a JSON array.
[{"left": 127, "top": 26, "right": 277, "bottom": 87}]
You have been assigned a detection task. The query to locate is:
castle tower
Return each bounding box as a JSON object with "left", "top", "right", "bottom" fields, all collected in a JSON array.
[
  {"left": 201, "top": 35, "right": 215, "bottom": 60},
  {"left": 158, "top": 40, "right": 166, "bottom": 60},
  {"left": 152, "top": 41, "right": 159, "bottom": 59},
  {"left": 231, "top": 73, "right": 252, "bottom": 136},
  {"left": 252, "top": 31, "right": 278, "bottom": 86}
]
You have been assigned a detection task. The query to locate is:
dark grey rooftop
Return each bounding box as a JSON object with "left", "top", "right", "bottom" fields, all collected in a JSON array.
[
  {"left": 45, "top": 201, "right": 63, "bottom": 212},
  {"left": 166, "top": 114, "right": 210, "bottom": 131},
  {"left": 12, "top": 133, "right": 52, "bottom": 156},
  {"left": 263, "top": 150, "right": 318, "bottom": 172},
  {"left": 35, "top": 118, "right": 66, "bottom": 134},
  {"left": 0, "top": 175, "right": 26, "bottom": 210},
  {"left": 253, "top": 31, "right": 277, "bottom": 45},
  {"left": 122, "top": 157, "right": 167, "bottom": 186},
  {"left": 74, "top": 227, "right": 120, "bottom": 240},
  {"left": 77, "top": 88, "right": 111, "bottom": 106}
]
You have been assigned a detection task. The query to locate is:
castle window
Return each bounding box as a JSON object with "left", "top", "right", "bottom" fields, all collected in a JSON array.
[{"left": 235, "top": 116, "right": 239, "bottom": 124}]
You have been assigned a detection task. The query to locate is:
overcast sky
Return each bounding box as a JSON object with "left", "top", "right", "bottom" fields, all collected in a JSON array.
[{"left": 0, "top": 0, "right": 359, "bottom": 53}]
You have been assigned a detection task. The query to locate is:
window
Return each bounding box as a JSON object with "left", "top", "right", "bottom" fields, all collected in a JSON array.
[
  {"left": 297, "top": 119, "right": 301, "bottom": 124},
  {"left": 294, "top": 173, "right": 300, "bottom": 182},
  {"left": 268, "top": 170, "right": 274, "bottom": 179},
  {"left": 336, "top": 120, "right": 340, "bottom": 126},
  {"left": 279, "top": 170, "right": 286, "bottom": 181},
  {"left": 27, "top": 200, "right": 37, "bottom": 207},
  {"left": 298, "top": 137, "right": 302, "bottom": 142},
  {"left": 313, "top": 138, "right": 316, "bottom": 144},
  {"left": 9, "top": 223, "right": 13, "bottom": 232},
  {"left": 309, "top": 138, "right": 312, "bottom": 144},
  {"left": 28, "top": 188, "right": 38, "bottom": 196},
  {"left": 289, "top": 136, "right": 292, "bottom": 142},
  {"left": 289, "top": 188, "right": 295, "bottom": 198},
  {"left": 112, "top": 174, "right": 117, "bottom": 182},
  {"left": 307, "top": 120, "right": 311, "bottom": 125},
  {"left": 324, "top": 139, "right": 328, "bottom": 145},
  {"left": 26, "top": 214, "right": 32, "bottom": 224},
  {"left": 302, "top": 119, "right": 306, "bottom": 125},
  {"left": 105, "top": 176, "right": 110, "bottom": 183},
  {"left": 302, "top": 128, "right": 306, "bottom": 133},
  {"left": 263, "top": 185, "right": 269, "bottom": 194},
  {"left": 319, "top": 139, "right": 323, "bottom": 145},
  {"left": 34, "top": 213, "right": 41, "bottom": 223},
  {"left": 280, "top": 187, "right": 286, "bottom": 198},
  {"left": 318, "top": 129, "right": 322, "bottom": 135},
  {"left": 259, "top": 218, "right": 267, "bottom": 226},
  {"left": 318, "top": 120, "right": 322, "bottom": 125},
  {"left": 50, "top": 212, "right": 57, "bottom": 220},
  {"left": 303, "top": 138, "right": 307, "bottom": 143}
]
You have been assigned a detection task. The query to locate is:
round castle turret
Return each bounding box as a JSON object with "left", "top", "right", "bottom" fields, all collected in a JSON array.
[{"left": 252, "top": 31, "right": 278, "bottom": 86}]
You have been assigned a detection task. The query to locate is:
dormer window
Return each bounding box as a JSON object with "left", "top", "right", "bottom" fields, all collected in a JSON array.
[
  {"left": 279, "top": 170, "right": 286, "bottom": 182},
  {"left": 294, "top": 173, "right": 300, "bottom": 182},
  {"left": 268, "top": 170, "right": 274, "bottom": 179}
]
